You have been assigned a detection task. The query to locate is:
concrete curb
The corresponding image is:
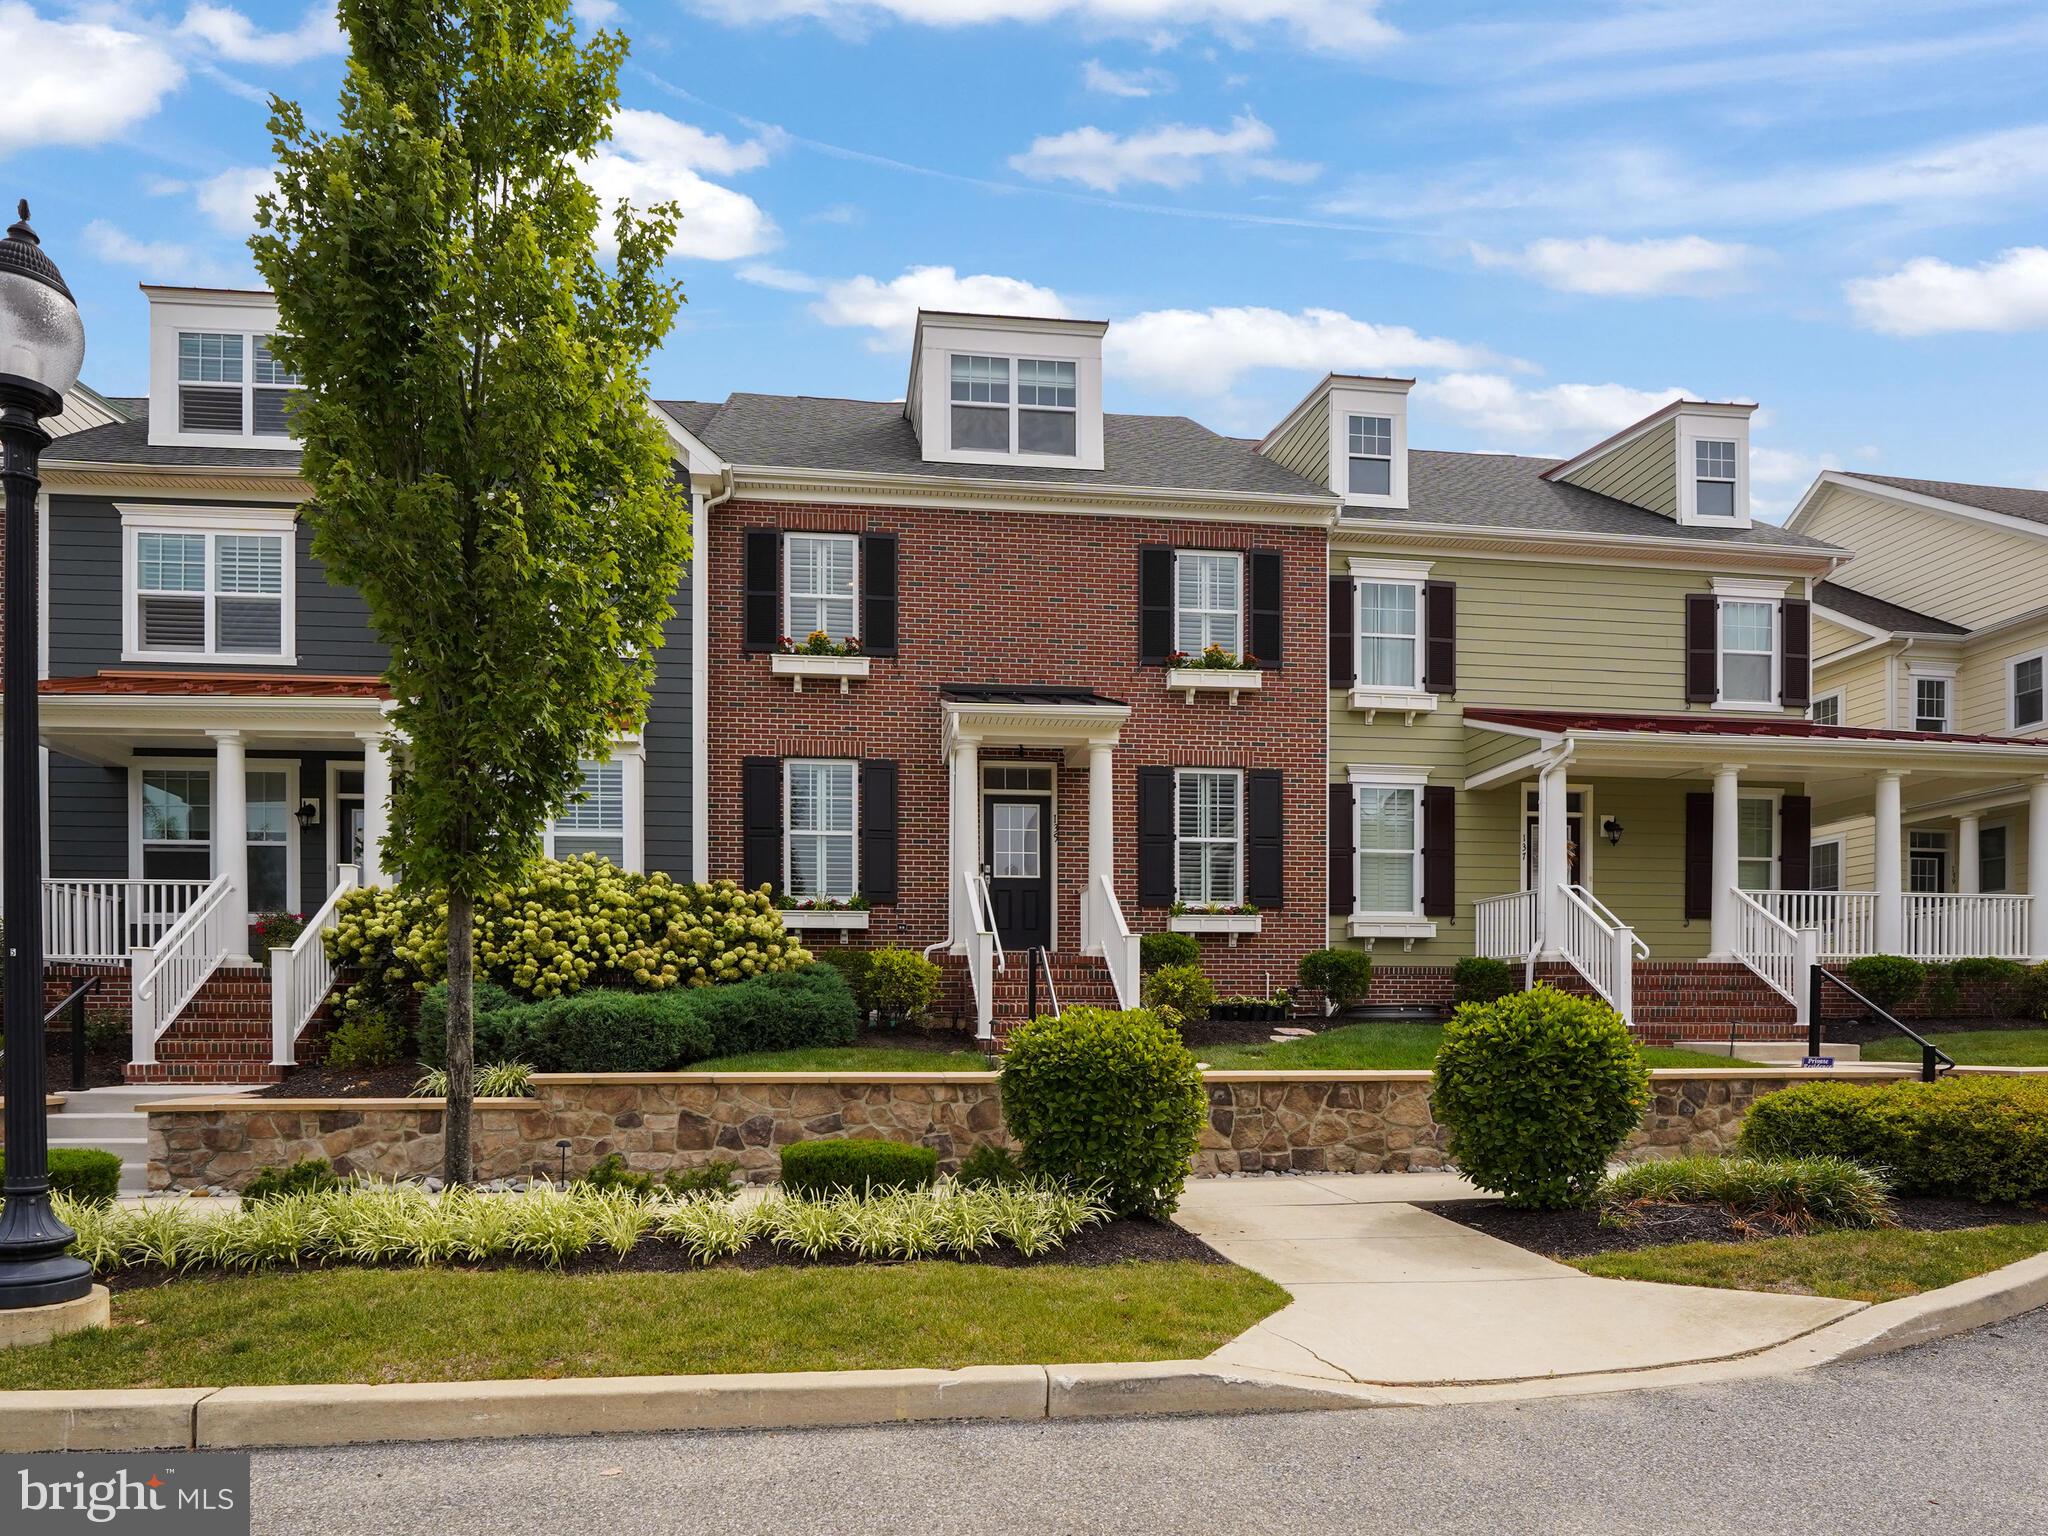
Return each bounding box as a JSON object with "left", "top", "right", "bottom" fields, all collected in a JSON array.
[{"left": 4, "top": 1251, "right": 2044, "bottom": 1451}]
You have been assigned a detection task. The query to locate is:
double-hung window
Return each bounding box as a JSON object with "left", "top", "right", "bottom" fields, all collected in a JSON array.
[
  {"left": 949, "top": 354, "right": 1011, "bottom": 452},
  {"left": 177, "top": 331, "right": 301, "bottom": 439},
  {"left": 1357, "top": 580, "right": 1421, "bottom": 690},
  {"left": 1809, "top": 838, "right": 1842, "bottom": 894},
  {"left": 1810, "top": 691, "right": 1842, "bottom": 727},
  {"left": 1175, "top": 769, "right": 1240, "bottom": 906},
  {"left": 550, "top": 759, "right": 626, "bottom": 865},
  {"left": 1719, "top": 599, "right": 1776, "bottom": 705},
  {"left": 1980, "top": 825, "right": 2010, "bottom": 893},
  {"left": 2011, "top": 653, "right": 2045, "bottom": 730},
  {"left": 1913, "top": 675, "right": 1951, "bottom": 733},
  {"left": 1736, "top": 797, "right": 1777, "bottom": 891},
  {"left": 1347, "top": 414, "right": 1393, "bottom": 496},
  {"left": 1355, "top": 783, "right": 1421, "bottom": 916},
  {"left": 139, "top": 768, "right": 212, "bottom": 882},
  {"left": 786, "top": 760, "right": 857, "bottom": 901},
  {"left": 949, "top": 354, "right": 1078, "bottom": 457},
  {"left": 1016, "top": 358, "right": 1077, "bottom": 454},
  {"left": 784, "top": 533, "right": 858, "bottom": 644},
  {"left": 128, "top": 519, "right": 292, "bottom": 661},
  {"left": 246, "top": 770, "right": 291, "bottom": 912},
  {"left": 1695, "top": 439, "right": 1737, "bottom": 518},
  {"left": 1173, "top": 550, "right": 1242, "bottom": 657}
]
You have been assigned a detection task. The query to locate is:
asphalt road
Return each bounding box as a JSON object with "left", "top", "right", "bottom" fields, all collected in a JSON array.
[{"left": 249, "top": 1306, "right": 2048, "bottom": 1536}]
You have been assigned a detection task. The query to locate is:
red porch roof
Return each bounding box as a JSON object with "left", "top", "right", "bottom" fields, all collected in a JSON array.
[
  {"left": 34, "top": 670, "right": 389, "bottom": 700},
  {"left": 1463, "top": 707, "right": 2048, "bottom": 751}
]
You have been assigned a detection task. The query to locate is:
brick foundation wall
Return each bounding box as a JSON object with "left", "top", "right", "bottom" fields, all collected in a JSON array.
[
  {"left": 1818, "top": 972, "right": 2031, "bottom": 1022},
  {"left": 1362, "top": 965, "right": 1456, "bottom": 1010},
  {"left": 707, "top": 499, "right": 1330, "bottom": 994},
  {"left": 147, "top": 1067, "right": 1903, "bottom": 1191}
]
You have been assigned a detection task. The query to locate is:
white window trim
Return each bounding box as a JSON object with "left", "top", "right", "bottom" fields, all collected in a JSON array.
[
  {"left": 119, "top": 505, "right": 298, "bottom": 665},
  {"left": 1346, "top": 765, "right": 1430, "bottom": 932},
  {"left": 1734, "top": 788, "right": 1782, "bottom": 893},
  {"left": 1907, "top": 827, "right": 1952, "bottom": 894},
  {"left": 1908, "top": 666, "right": 1954, "bottom": 733},
  {"left": 1172, "top": 549, "right": 1245, "bottom": 660},
  {"left": 1015, "top": 357, "right": 1079, "bottom": 455},
  {"left": 242, "top": 758, "right": 302, "bottom": 916},
  {"left": 1978, "top": 821, "right": 2014, "bottom": 893},
  {"left": 542, "top": 741, "right": 644, "bottom": 872},
  {"left": 1808, "top": 833, "right": 1845, "bottom": 894},
  {"left": 980, "top": 760, "right": 1060, "bottom": 951},
  {"left": 171, "top": 329, "right": 301, "bottom": 447},
  {"left": 783, "top": 757, "right": 860, "bottom": 903},
  {"left": 1347, "top": 557, "right": 1433, "bottom": 714},
  {"left": 781, "top": 531, "right": 860, "bottom": 646},
  {"left": 1326, "top": 382, "right": 1411, "bottom": 511},
  {"left": 2007, "top": 648, "right": 2047, "bottom": 732},
  {"left": 1344, "top": 412, "right": 1394, "bottom": 499},
  {"left": 127, "top": 755, "right": 301, "bottom": 911},
  {"left": 1173, "top": 767, "right": 1244, "bottom": 908},
  {"left": 944, "top": 351, "right": 1082, "bottom": 465},
  {"left": 1692, "top": 437, "right": 1739, "bottom": 519},
  {"left": 1676, "top": 412, "right": 1752, "bottom": 529},
  {"left": 1710, "top": 578, "right": 1788, "bottom": 712},
  {"left": 1810, "top": 688, "right": 1845, "bottom": 727}
]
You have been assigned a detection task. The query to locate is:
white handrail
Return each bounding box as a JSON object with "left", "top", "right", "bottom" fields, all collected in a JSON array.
[
  {"left": 1569, "top": 885, "right": 1650, "bottom": 959},
  {"left": 962, "top": 870, "right": 998, "bottom": 1041},
  {"left": 1556, "top": 884, "right": 1638, "bottom": 1024},
  {"left": 1089, "top": 872, "right": 1141, "bottom": 1012},
  {"left": 970, "top": 872, "right": 1005, "bottom": 974},
  {"left": 1473, "top": 889, "right": 1536, "bottom": 960},
  {"left": 1902, "top": 892, "right": 2033, "bottom": 961},
  {"left": 128, "top": 873, "right": 235, "bottom": 1065},
  {"left": 271, "top": 865, "right": 360, "bottom": 1067},
  {"left": 42, "top": 879, "right": 210, "bottom": 963},
  {"left": 1731, "top": 887, "right": 1801, "bottom": 1005}
]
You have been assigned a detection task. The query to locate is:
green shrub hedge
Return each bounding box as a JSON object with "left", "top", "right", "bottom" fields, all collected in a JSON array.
[
  {"left": 1139, "top": 931, "right": 1200, "bottom": 972},
  {"left": 1452, "top": 955, "right": 1518, "bottom": 1006},
  {"left": 1299, "top": 948, "right": 1373, "bottom": 1009},
  {"left": 1841, "top": 954, "right": 1926, "bottom": 1013},
  {"left": 0, "top": 1148, "right": 122, "bottom": 1205},
  {"left": 779, "top": 1139, "right": 938, "bottom": 1196},
  {"left": 865, "top": 948, "right": 942, "bottom": 1020},
  {"left": 242, "top": 1157, "right": 341, "bottom": 1203},
  {"left": 1950, "top": 956, "right": 2029, "bottom": 1018},
  {"left": 1432, "top": 985, "right": 1651, "bottom": 1208},
  {"left": 1141, "top": 963, "right": 1215, "bottom": 1024},
  {"left": 1000, "top": 1006, "right": 1205, "bottom": 1218},
  {"left": 1738, "top": 1078, "right": 2048, "bottom": 1203},
  {"left": 671, "top": 964, "right": 860, "bottom": 1057}
]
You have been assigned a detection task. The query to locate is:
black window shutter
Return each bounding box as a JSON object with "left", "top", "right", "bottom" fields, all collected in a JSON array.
[
  {"left": 742, "top": 757, "right": 782, "bottom": 894},
  {"left": 1137, "top": 767, "right": 1175, "bottom": 907},
  {"left": 1248, "top": 550, "right": 1282, "bottom": 669},
  {"left": 859, "top": 759, "right": 899, "bottom": 904},
  {"left": 861, "top": 534, "right": 898, "bottom": 658},
  {"left": 1780, "top": 795, "right": 1812, "bottom": 890},
  {"left": 1139, "top": 545, "right": 1173, "bottom": 664},
  {"left": 1685, "top": 592, "right": 1719, "bottom": 703},
  {"left": 743, "top": 529, "right": 781, "bottom": 652},
  {"left": 1684, "top": 791, "right": 1713, "bottom": 920},
  {"left": 1422, "top": 784, "right": 1455, "bottom": 918},
  {"left": 1423, "top": 580, "right": 1457, "bottom": 695},
  {"left": 1781, "top": 598, "right": 1812, "bottom": 709},
  {"left": 1328, "top": 577, "right": 1355, "bottom": 687},
  {"left": 1245, "top": 770, "right": 1284, "bottom": 908},
  {"left": 1328, "top": 782, "right": 1354, "bottom": 916}
]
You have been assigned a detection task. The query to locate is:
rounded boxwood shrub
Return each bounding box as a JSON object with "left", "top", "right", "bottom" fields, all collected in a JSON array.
[
  {"left": 1950, "top": 956, "right": 2028, "bottom": 1019},
  {"left": 674, "top": 963, "right": 860, "bottom": 1058},
  {"left": 242, "top": 1157, "right": 341, "bottom": 1203},
  {"left": 815, "top": 947, "right": 875, "bottom": 1012},
  {"left": 1432, "top": 984, "right": 1651, "bottom": 1208},
  {"left": 1140, "top": 962, "right": 1215, "bottom": 1025},
  {"left": 0, "top": 1148, "right": 122, "bottom": 1205},
  {"left": 865, "top": 947, "right": 941, "bottom": 1021},
  {"left": 1841, "top": 954, "right": 1926, "bottom": 1014},
  {"left": 1452, "top": 955, "right": 1518, "bottom": 1006},
  {"left": 1299, "top": 948, "right": 1373, "bottom": 1010},
  {"left": 1139, "top": 930, "right": 1200, "bottom": 973},
  {"left": 780, "top": 1138, "right": 938, "bottom": 1196},
  {"left": 999, "top": 1006, "right": 1205, "bottom": 1218}
]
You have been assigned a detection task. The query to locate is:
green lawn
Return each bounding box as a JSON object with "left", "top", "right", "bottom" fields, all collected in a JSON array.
[
  {"left": 1194, "top": 1021, "right": 1752, "bottom": 1072},
  {"left": 1861, "top": 1029, "right": 2048, "bottom": 1067},
  {"left": 0, "top": 1261, "right": 1287, "bottom": 1391},
  {"left": 689, "top": 1044, "right": 993, "bottom": 1072},
  {"left": 1570, "top": 1222, "right": 2048, "bottom": 1303}
]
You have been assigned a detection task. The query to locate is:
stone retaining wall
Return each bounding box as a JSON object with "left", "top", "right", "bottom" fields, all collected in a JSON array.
[{"left": 144, "top": 1068, "right": 1902, "bottom": 1191}]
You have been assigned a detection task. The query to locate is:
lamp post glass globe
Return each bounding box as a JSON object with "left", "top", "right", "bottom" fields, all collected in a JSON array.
[{"left": 0, "top": 197, "right": 90, "bottom": 1312}]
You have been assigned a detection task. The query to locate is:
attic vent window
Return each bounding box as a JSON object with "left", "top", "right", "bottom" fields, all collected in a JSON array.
[
  {"left": 1347, "top": 414, "right": 1393, "bottom": 496},
  {"left": 1696, "top": 439, "right": 1737, "bottom": 517},
  {"left": 950, "top": 354, "right": 1010, "bottom": 451}
]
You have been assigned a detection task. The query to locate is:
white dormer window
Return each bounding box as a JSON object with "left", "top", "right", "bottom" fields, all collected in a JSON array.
[
  {"left": 175, "top": 330, "right": 301, "bottom": 440},
  {"left": 252, "top": 336, "right": 302, "bottom": 435},
  {"left": 1695, "top": 439, "right": 1737, "bottom": 518},
  {"left": 946, "top": 354, "right": 1078, "bottom": 458},
  {"left": 1347, "top": 415, "right": 1393, "bottom": 496},
  {"left": 949, "top": 354, "right": 1010, "bottom": 451},
  {"left": 1017, "top": 358, "right": 1077, "bottom": 455}
]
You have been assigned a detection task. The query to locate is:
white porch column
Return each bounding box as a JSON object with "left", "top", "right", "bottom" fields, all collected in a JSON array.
[
  {"left": 2029, "top": 778, "right": 2048, "bottom": 960},
  {"left": 358, "top": 728, "right": 393, "bottom": 888},
  {"left": 947, "top": 739, "right": 979, "bottom": 948},
  {"left": 1958, "top": 814, "right": 1981, "bottom": 894},
  {"left": 1874, "top": 770, "right": 1905, "bottom": 954},
  {"left": 1538, "top": 763, "right": 1568, "bottom": 956},
  {"left": 1708, "top": 764, "right": 1742, "bottom": 960},
  {"left": 209, "top": 729, "right": 250, "bottom": 959},
  {"left": 1085, "top": 742, "right": 1115, "bottom": 951}
]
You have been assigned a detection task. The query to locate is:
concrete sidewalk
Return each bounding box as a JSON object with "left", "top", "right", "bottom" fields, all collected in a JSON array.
[{"left": 1175, "top": 1173, "right": 1862, "bottom": 1385}]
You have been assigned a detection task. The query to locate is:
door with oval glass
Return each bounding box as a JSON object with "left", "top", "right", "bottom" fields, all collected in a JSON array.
[{"left": 983, "top": 794, "right": 1052, "bottom": 952}]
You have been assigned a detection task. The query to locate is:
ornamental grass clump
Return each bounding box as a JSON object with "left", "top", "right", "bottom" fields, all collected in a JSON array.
[
  {"left": 1599, "top": 1155, "right": 1894, "bottom": 1231},
  {"left": 1432, "top": 985, "right": 1652, "bottom": 1209}
]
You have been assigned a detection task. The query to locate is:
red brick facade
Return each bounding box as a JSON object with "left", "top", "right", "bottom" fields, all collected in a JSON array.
[{"left": 706, "top": 498, "right": 1329, "bottom": 995}]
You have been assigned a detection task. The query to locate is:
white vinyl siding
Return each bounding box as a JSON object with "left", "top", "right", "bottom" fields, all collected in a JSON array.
[
  {"left": 1357, "top": 580, "right": 1421, "bottom": 689},
  {"left": 1355, "top": 784, "right": 1420, "bottom": 916},
  {"left": 1175, "top": 769, "right": 1241, "bottom": 906},
  {"left": 1173, "top": 551, "right": 1242, "bottom": 657},
  {"left": 786, "top": 760, "right": 857, "bottom": 901},
  {"left": 784, "top": 534, "right": 858, "bottom": 644}
]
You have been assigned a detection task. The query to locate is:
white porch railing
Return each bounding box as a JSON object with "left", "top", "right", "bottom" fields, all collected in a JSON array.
[
  {"left": 1903, "top": 893, "right": 2033, "bottom": 961},
  {"left": 1756, "top": 890, "right": 1876, "bottom": 962},
  {"left": 1085, "top": 872, "right": 1141, "bottom": 1013},
  {"left": 963, "top": 871, "right": 1003, "bottom": 1041},
  {"left": 270, "top": 865, "right": 359, "bottom": 1067},
  {"left": 43, "top": 879, "right": 209, "bottom": 964},
  {"left": 1731, "top": 888, "right": 1807, "bottom": 1006},
  {"left": 1474, "top": 889, "right": 1536, "bottom": 961},
  {"left": 1557, "top": 884, "right": 1640, "bottom": 1024},
  {"left": 128, "top": 873, "right": 236, "bottom": 1066}
]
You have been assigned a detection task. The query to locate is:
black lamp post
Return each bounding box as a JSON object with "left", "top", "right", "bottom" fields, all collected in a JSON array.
[{"left": 0, "top": 199, "right": 89, "bottom": 1313}]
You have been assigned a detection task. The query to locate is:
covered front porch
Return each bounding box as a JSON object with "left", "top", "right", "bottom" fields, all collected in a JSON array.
[{"left": 1464, "top": 707, "right": 2048, "bottom": 1031}]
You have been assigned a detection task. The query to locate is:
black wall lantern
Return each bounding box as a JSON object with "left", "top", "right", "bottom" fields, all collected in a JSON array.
[{"left": 1602, "top": 816, "right": 1625, "bottom": 847}]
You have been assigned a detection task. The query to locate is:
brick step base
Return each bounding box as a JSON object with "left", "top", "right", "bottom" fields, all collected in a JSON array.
[
  {"left": 125, "top": 965, "right": 283, "bottom": 1084},
  {"left": 124, "top": 1060, "right": 284, "bottom": 1085}
]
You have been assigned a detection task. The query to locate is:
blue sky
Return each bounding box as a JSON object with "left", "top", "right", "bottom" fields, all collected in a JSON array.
[{"left": 9, "top": 0, "right": 2048, "bottom": 517}]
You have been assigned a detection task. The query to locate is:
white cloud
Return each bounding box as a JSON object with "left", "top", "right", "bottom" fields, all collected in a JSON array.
[
  {"left": 83, "top": 218, "right": 240, "bottom": 285},
  {"left": 1844, "top": 247, "right": 2048, "bottom": 336},
  {"left": 581, "top": 109, "right": 781, "bottom": 261},
  {"left": 0, "top": 2, "right": 184, "bottom": 154},
  {"left": 1009, "top": 113, "right": 1316, "bottom": 192},
  {"left": 573, "top": 0, "right": 622, "bottom": 25},
  {"left": 737, "top": 263, "right": 823, "bottom": 293},
  {"left": 1470, "top": 235, "right": 1758, "bottom": 297},
  {"left": 178, "top": 166, "right": 277, "bottom": 234},
  {"left": 178, "top": 3, "right": 342, "bottom": 65},
  {"left": 812, "top": 266, "right": 1071, "bottom": 349},
  {"left": 1410, "top": 373, "right": 1687, "bottom": 444},
  {"left": 685, "top": 1, "right": 1396, "bottom": 55},
  {"left": 1082, "top": 58, "right": 1173, "bottom": 97},
  {"left": 1105, "top": 307, "right": 1499, "bottom": 394}
]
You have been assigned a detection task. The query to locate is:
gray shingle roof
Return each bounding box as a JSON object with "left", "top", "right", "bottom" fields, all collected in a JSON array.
[
  {"left": 45, "top": 415, "right": 302, "bottom": 469},
  {"left": 657, "top": 395, "right": 1331, "bottom": 499},
  {"left": 1850, "top": 473, "right": 2048, "bottom": 529},
  {"left": 1814, "top": 581, "right": 1968, "bottom": 636},
  {"left": 1343, "top": 449, "right": 1846, "bottom": 552}
]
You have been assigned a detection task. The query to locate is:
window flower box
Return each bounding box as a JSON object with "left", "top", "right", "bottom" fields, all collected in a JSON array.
[
  {"left": 1169, "top": 910, "right": 1263, "bottom": 945},
  {"left": 779, "top": 907, "right": 871, "bottom": 939},
  {"left": 1346, "top": 687, "right": 1437, "bottom": 722},
  {"left": 1166, "top": 667, "right": 1263, "bottom": 706},
  {"left": 771, "top": 652, "right": 872, "bottom": 694}
]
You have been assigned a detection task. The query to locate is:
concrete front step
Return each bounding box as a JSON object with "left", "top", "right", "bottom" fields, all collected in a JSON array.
[{"left": 1677, "top": 1039, "right": 1865, "bottom": 1062}]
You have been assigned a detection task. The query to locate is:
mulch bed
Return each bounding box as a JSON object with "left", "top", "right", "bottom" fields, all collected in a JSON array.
[
  {"left": 257, "top": 1062, "right": 424, "bottom": 1099},
  {"left": 99, "top": 1216, "right": 1227, "bottom": 1292},
  {"left": 1425, "top": 1195, "right": 2048, "bottom": 1262},
  {"left": 44, "top": 1038, "right": 126, "bottom": 1092}
]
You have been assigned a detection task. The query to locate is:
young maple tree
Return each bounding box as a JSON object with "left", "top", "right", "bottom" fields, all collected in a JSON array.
[{"left": 250, "top": 0, "right": 689, "bottom": 1181}]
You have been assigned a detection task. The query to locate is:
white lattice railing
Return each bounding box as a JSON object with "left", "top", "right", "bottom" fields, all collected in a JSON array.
[
  {"left": 1474, "top": 889, "right": 1536, "bottom": 960},
  {"left": 1903, "top": 893, "right": 2033, "bottom": 961},
  {"left": 1756, "top": 890, "right": 1875, "bottom": 961},
  {"left": 128, "top": 874, "right": 235, "bottom": 1065},
  {"left": 1731, "top": 887, "right": 1803, "bottom": 1005},
  {"left": 1556, "top": 885, "right": 1639, "bottom": 1023},
  {"left": 1086, "top": 872, "right": 1141, "bottom": 1012},
  {"left": 43, "top": 879, "right": 210, "bottom": 964},
  {"left": 270, "top": 865, "right": 359, "bottom": 1067}
]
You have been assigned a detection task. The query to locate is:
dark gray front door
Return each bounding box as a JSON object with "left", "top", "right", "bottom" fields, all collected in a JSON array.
[{"left": 983, "top": 795, "right": 1051, "bottom": 952}]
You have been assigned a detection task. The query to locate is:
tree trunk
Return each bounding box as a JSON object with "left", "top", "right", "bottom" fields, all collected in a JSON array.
[{"left": 443, "top": 886, "right": 475, "bottom": 1186}]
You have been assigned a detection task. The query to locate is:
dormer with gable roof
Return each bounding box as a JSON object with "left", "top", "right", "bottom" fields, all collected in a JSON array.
[
  {"left": 1541, "top": 400, "right": 1756, "bottom": 530},
  {"left": 1258, "top": 374, "right": 1415, "bottom": 512}
]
